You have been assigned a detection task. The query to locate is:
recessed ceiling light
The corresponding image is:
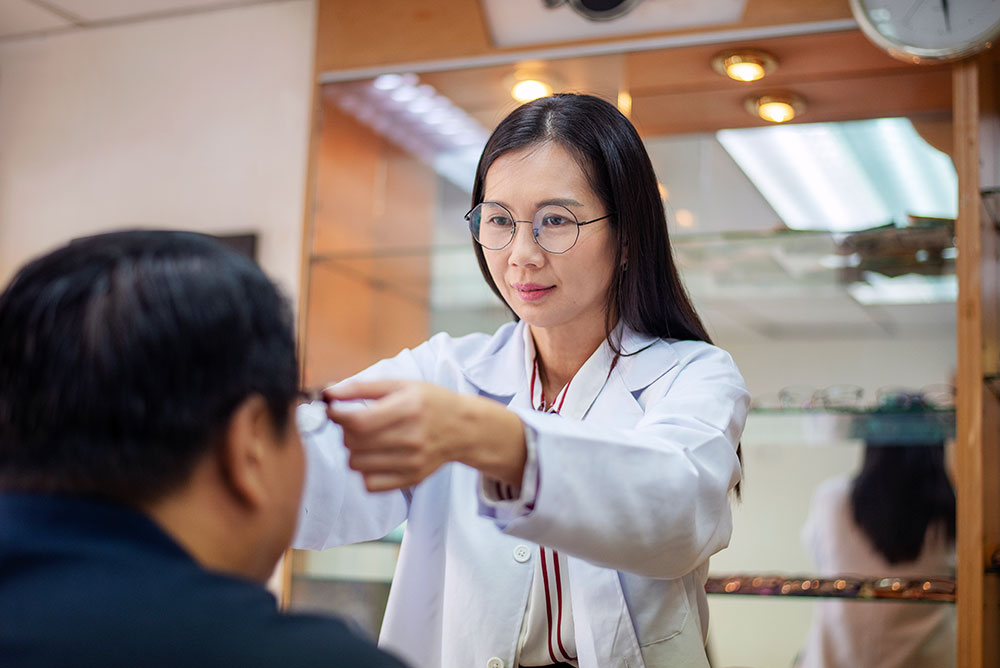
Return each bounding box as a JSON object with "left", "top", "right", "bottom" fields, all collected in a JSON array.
[
  {"left": 511, "top": 79, "right": 553, "bottom": 102},
  {"left": 712, "top": 49, "right": 777, "bottom": 82},
  {"left": 617, "top": 90, "right": 632, "bottom": 116},
  {"left": 746, "top": 93, "right": 806, "bottom": 123},
  {"left": 675, "top": 209, "right": 696, "bottom": 228}
]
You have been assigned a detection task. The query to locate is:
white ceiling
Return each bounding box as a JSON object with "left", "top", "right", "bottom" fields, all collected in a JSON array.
[{"left": 0, "top": 0, "right": 270, "bottom": 40}]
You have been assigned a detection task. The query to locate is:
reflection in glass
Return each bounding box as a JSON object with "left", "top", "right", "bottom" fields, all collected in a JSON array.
[{"left": 797, "top": 442, "right": 956, "bottom": 668}]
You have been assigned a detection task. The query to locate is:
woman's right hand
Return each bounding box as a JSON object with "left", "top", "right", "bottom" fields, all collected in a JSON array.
[{"left": 325, "top": 380, "right": 527, "bottom": 493}]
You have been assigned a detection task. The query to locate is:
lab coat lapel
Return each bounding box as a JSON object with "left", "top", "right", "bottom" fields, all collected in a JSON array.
[
  {"left": 616, "top": 327, "right": 680, "bottom": 393},
  {"left": 461, "top": 321, "right": 525, "bottom": 401},
  {"left": 586, "top": 328, "right": 679, "bottom": 427}
]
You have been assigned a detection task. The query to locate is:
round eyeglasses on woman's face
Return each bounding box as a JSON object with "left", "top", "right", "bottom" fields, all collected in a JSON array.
[{"left": 465, "top": 202, "right": 612, "bottom": 254}]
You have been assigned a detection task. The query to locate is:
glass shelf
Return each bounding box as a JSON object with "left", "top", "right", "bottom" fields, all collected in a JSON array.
[
  {"left": 706, "top": 574, "right": 955, "bottom": 603},
  {"left": 743, "top": 408, "right": 955, "bottom": 447}
]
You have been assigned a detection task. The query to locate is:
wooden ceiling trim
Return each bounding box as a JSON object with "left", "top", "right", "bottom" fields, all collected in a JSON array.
[
  {"left": 625, "top": 31, "right": 930, "bottom": 94},
  {"left": 631, "top": 68, "right": 953, "bottom": 136}
]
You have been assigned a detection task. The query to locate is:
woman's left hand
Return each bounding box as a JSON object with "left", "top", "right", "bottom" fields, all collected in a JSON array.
[{"left": 325, "top": 380, "right": 526, "bottom": 492}]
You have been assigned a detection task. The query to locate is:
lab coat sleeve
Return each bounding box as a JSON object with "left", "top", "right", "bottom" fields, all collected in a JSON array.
[
  {"left": 292, "top": 340, "right": 444, "bottom": 551},
  {"left": 479, "top": 425, "right": 541, "bottom": 517},
  {"left": 292, "top": 417, "right": 410, "bottom": 550},
  {"left": 478, "top": 342, "right": 749, "bottom": 579}
]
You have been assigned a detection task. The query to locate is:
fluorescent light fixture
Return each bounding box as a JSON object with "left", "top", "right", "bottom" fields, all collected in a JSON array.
[
  {"left": 717, "top": 118, "right": 958, "bottom": 232},
  {"left": 328, "top": 75, "right": 490, "bottom": 193},
  {"left": 848, "top": 272, "right": 957, "bottom": 305}
]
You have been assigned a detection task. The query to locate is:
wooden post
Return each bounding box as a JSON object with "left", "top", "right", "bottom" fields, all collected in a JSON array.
[{"left": 953, "top": 53, "right": 1000, "bottom": 668}]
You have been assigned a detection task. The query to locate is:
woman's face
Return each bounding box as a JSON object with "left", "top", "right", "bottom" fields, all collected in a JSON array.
[{"left": 481, "top": 141, "right": 617, "bottom": 338}]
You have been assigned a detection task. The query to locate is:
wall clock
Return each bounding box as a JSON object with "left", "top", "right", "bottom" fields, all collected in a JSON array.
[{"left": 849, "top": 0, "right": 1000, "bottom": 62}]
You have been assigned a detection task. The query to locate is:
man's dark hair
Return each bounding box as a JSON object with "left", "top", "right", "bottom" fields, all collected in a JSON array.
[{"left": 0, "top": 230, "right": 298, "bottom": 504}]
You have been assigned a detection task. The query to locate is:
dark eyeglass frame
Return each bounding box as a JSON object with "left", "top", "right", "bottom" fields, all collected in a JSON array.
[{"left": 465, "top": 201, "right": 613, "bottom": 255}]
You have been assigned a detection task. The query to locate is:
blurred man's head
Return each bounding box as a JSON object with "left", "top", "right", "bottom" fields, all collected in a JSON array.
[{"left": 0, "top": 230, "right": 303, "bottom": 580}]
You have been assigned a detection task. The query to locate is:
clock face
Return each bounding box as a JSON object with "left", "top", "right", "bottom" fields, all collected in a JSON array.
[{"left": 850, "top": 0, "right": 1000, "bottom": 62}]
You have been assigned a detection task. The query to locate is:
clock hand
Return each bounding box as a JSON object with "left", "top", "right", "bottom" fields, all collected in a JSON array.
[
  {"left": 941, "top": 0, "right": 951, "bottom": 31},
  {"left": 903, "top": 0, "right": 926, "bottom": 26}
]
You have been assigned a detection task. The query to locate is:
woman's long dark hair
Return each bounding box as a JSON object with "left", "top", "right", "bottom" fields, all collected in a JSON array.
[
  {"left": 850, "top": 443, "right": 956, "bottom": 564},
  {"left": 470, "top": 94, "right": 743, "bottom": 493},
  {"left": 470, "top": 93, "right": 711, "bottom": 348}
]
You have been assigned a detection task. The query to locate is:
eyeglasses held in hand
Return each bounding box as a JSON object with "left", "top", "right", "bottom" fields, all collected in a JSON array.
[
  {"left": 296, "top": 389, "right": 333, "bottom": 436},
  {"left": 466, "top": 202, "right": 612, "bottom": 254}
]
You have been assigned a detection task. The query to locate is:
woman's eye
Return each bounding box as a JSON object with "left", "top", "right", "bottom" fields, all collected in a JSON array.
[
  {"left": 488, "top": 216, "right": 513, "bottom": 227},
  {"left": 542, "top": 215, "right": 571, "bottom": 227}
]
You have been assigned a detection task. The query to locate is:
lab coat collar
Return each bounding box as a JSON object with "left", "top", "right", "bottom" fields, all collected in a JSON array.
[
  {"left": 462, "top": 321, "right": 680, "bottom": 397},
  {"left": 614, "top": 326, "right": 680, "bottom": 392},
  {"left": 461, "top": 321, "right": 527, "bottom": 398}
]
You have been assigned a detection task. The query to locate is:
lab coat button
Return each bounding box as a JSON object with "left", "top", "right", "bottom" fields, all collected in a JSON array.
[
  {"left": 486, "top": 658, "right": 504, "bottom": 668},
  {"left": 513, "top": 545, "right": 531, "bottom": 563}
]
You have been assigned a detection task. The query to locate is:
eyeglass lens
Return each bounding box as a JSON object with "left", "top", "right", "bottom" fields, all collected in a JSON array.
[
  {"left": 468, "top": 203, "right": 581, "bottom": 254},
  {"left": 296, "top": 391, "right": 330, "bottom": 435}
]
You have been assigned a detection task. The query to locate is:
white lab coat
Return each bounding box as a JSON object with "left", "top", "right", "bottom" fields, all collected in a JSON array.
[{"left": 293, "top": 321, "right": 749, "bottom": 668}]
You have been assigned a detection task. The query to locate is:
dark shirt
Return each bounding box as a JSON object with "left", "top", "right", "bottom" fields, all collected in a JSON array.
[{"left": 0, "top": 493, "right": 407, "bottom": 668}]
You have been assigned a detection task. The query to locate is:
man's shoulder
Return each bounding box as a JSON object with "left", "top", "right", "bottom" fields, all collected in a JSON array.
[
  {"left": 170, "top": 573, "right": 407, "bottom": 667},
  {"left": 100, "top": 560, "right": 407, "bottom": 668},
  {"left": 0, "top": 503, "right": 405, "bottom": 668},
  {"left": 2, "top": 562, "right": 405, "bottom": 668}
]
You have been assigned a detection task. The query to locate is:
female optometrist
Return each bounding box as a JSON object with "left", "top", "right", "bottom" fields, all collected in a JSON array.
[{"left": 293, "top": 93, "right": 749, "bottom": 668}]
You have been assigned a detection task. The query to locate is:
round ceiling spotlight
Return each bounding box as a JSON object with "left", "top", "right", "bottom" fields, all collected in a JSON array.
[
  {"left": 711, "top": 49, "right": 777, "bottom": 82},
  {"left": 542, "top": 0, "right": 644, "bottom": 22},
  {"left": 505, "top": 65, "right": 562, "bottom": 103},
  {"left": 511, "top": 79, "right": 553, "bottom": 102},
  {"left": 745, "top": 93, "right": 806, "bottom": 123}
]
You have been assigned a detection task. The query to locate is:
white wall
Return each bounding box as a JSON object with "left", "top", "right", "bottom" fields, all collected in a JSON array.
[{"left": 0, "top": 0, "right": 315, "bottom": 300}]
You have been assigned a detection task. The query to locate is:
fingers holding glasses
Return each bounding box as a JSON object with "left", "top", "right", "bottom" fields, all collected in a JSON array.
[{"left": 322, "top": 381, "right": 464, "bottom": 492}]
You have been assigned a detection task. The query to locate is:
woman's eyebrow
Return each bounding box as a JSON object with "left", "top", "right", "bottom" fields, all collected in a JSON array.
[
  {"left": 537, "top": 197, "right": 583, "bottom": 208},
  {"left": 485, "top": 198, "right": 584, "bottom": 209}
]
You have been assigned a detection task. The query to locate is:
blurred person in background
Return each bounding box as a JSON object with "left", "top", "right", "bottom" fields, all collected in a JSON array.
[{"left": 797, "top": 434, "right": 956, "bottom": 668}]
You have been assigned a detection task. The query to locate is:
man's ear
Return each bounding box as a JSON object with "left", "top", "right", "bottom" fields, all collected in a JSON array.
[{"left": 217, "top": 394, "right": 272, "bottom": 510}]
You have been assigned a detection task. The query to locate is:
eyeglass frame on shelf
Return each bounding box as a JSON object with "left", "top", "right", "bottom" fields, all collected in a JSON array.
[
  {"left": 750, "top": 383, "right": 956, "bottom": 411},
  {"left": 465, "top": 201, "right": 613, "bottom": 254}
]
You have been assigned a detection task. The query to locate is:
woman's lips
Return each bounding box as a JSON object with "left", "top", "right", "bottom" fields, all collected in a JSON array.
[{"left": 513, "top": 283, "right": 554, "bottom": 302}]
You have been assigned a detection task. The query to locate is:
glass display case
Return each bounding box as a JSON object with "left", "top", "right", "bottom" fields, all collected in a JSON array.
[{"left": 289, "top": 16, "right": 1000, "bottom": 664}]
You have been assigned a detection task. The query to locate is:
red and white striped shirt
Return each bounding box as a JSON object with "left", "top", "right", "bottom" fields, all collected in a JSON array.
[{"left": 512, "top": 327, "right": 620, "bottom": 668}]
